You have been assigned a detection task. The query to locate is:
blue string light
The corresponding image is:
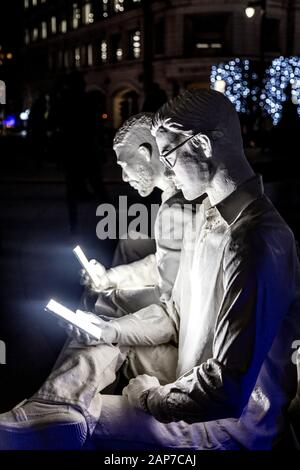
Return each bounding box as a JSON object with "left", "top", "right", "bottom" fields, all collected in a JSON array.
[
  {"left": 210, "top": 58, "right": 258, "bottom": 113},
  {"left": 260, "top": 56, "right": 300, "bottom": 125}
]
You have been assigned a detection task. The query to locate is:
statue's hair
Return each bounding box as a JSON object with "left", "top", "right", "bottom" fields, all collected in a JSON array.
[
  {"left": 151, "top": 88, "right": 240, "bottom": 141},
  {"left": 113, "top": 112, "right": 154, "bottom": 148}
]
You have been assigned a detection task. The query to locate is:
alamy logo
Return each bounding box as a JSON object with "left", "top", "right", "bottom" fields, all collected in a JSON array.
[
  {"left": 96, "top": 196, "right": 201, "bottom": 242},
  {"left": 0, "top": 340, "right": 6, "bottom": 365}
]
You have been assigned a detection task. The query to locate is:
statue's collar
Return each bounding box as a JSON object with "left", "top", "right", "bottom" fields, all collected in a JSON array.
[{"left": 207, "top": 175, "right": 264, "bottom": 226}]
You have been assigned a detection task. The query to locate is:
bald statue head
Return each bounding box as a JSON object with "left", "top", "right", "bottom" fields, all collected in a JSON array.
[
  {"left": 152, "top": 89, "right": 251, "bottom": 202},
  {"left": 114, "top": 113, "right": 173, "bottom": 197}
]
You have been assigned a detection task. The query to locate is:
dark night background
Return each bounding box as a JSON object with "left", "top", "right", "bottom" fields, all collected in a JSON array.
[
  {"left": 0, "top": 0, "right": 300, "bottom": 429},
  {"left": 0, "top": 0, "right": 161, "bottom": 411}
]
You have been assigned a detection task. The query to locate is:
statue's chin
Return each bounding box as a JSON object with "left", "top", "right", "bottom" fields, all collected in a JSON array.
[
  {"left": 182, "top": 187, "right": 204, "bottom": 201},
  {"left": 138, "top": 187, "right": 153, "bottom": 197}
]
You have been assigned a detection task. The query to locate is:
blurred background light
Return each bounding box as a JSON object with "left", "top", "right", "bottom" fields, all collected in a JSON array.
[
  {"left": 260, "top": 56, "right": 300, "bottom": 125},
  {"left": 245, "top": 6, "right": 256, "bottom": 18},
  {"left": 211, "top": 58, "right": 258, "bottom": 113}
]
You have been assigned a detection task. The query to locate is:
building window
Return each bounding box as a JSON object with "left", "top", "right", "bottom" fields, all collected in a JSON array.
[
  {"left": 75, "top": 47, "right": 81, "bottom": 67},
  {"left": 112, "top": 33, "right": 122, "bottom": 62},
  {"left": 51, "top": 17, "right": 57, "bottom": 34},
  {"left": 264, "top": 18, "right": 280, "bottom": 52},
  {"left": 41, "top": 0, "right": 46, "bottom": 3},
  {"left": 58, "top": 51, "right": 63, "bottom": 69},
  {"left": 24, "top": 0, "right": 29, "bottom": 8},
  {"left": 49, "top": 51, "right": 56, "bottom": 71},
  {"left": 41, "top": 21, "right": 47, "bottom": 39},
  {"left": 32, "top": 0, "right": 37, "bottom": 6},
  {"left": 114, "top": 0, "right": 124, "bottom": 13},
  {"left": 116, "top": 48, "right": 123, "bottom": 61},
  {"left": 0, "top": 81, "right": 6, "bottom": 105},
  {"left": 102, "top": 0, "right": 109, "bottom": 18},
  {"left": 87, "top": 44, "right": 93, "bottom": 66},
  {"left": 154, "top": 19, "right": 165, "bottom": 55},
  {"left": 32, "top": 27, "right": 38, "bottom": 41},
  {"left": 64, "top": 50, "right": 69, "bottom": 68},
  {"left": 81, "top": 46, "right": 86, "bottom": 66},
  {"left": 83, "top": 2, "right": 94, "bottom": 24},
  {"left": 184, "top": 14, "right": 231, "bottom": 57},
  {"left": 25, "top": 29, "right": 30, "bottom": 45},
  {"left": 101, "top": 40, "right": 108, "bottom": 62},
  {"left": 72, "top": 3, "right": 81, "bottom": 29},
  {"left": 129, "top": 30, "right": 141, "bottom": 59},
  {"left": 60, "top": 19, "right": 67, "bottom": 33},
  {"left": 195, "top": 42, "right": 222, "bottom": 50}
]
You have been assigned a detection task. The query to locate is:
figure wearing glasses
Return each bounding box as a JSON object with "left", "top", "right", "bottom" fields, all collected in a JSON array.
[
  {"left": 122, "top": 89, "right": 300, "bottom": 449},
  {"left": 1, "top": 89, "right": 300, "bottom": 451},
  {"left": 76, "top": 112, "right": 197, "bottom": 386},
  {"left": 80, "top": 113, "right": 197, "bottom": 315}
]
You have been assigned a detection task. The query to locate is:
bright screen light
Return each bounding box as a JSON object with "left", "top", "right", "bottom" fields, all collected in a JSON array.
[
  {"left": 46, "top": 299, "right": 102, "bottom": 340},
  {"left": 73, "top": 245, "right": 105, "bottom": 287}
]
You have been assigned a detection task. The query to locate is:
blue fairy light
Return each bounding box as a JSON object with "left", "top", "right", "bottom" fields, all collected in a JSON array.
[
  {"left": 210, "top": 58, "right": 257, "bottom": 113},
  {"left": 261, "top": 56, "right": 300, "bottom": 125}
]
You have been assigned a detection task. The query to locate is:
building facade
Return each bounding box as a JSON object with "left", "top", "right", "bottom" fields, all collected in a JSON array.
[{"left": 22, "top": 0, "right": 300, "bottom": 127}]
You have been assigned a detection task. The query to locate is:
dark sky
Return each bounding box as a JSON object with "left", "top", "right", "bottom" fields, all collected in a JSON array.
[{"left": 0, "top": 0, "right": 23, "bottom": 49}]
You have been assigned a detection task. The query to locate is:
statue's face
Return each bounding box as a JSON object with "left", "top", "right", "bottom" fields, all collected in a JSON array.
[
  {"left": 155, "top": 127, "right": 211, "bottom": 200},
  {"left": 114, "top": 143, "right": 156, "bottom": 197}
]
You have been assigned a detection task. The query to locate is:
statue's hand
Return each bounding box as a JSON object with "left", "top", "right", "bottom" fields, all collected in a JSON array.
[
  {"left": 80, "top": 259, "right": 113, "bottom": 292},
  {"left": 64, "top": 310, "right": 119, "bottom": 346}
]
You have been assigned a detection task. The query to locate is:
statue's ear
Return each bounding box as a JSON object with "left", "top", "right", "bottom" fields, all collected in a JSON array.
[
  {"left": 192, "top": 134, "right": 212, "bottom": 159},
  {"left": 138, "top": 143, "right": 152, "bottom": 162}
]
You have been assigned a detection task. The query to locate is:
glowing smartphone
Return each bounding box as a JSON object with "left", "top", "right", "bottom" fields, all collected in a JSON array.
[
  {"left": 73, "top": 245, "right": 104, "bottom": 288},
  {"left": 45, "top": 299, "right": 102, "bottom": 340}
]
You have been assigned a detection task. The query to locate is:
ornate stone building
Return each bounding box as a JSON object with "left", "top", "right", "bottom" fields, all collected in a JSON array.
[{"left": 22, "top": 0, "right": 300, "bottom": 127}]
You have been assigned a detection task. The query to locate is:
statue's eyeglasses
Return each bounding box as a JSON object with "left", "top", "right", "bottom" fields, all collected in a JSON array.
[{"left": 159, "top": 130, "right": 223, "bottom": 169}]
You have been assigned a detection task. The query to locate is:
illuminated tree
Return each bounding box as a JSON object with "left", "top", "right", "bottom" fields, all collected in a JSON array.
[
  {"left": 211, "top": 58, "right": 259, "bottom": 114},
  {"left": 260, "top": 56, "right": 300, "bottom": 125}
]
